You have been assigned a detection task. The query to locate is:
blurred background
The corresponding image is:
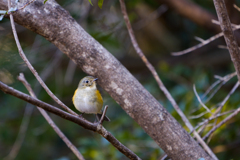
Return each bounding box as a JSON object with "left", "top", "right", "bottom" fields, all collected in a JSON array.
[{"left": 1, "top": 0, "right": 240, "bottom": 159}]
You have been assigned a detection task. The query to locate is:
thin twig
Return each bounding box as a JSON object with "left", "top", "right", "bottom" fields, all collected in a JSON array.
[
  {"left": 193, "top": 84, "right": 212, "bottom": 113},
  {"left": 194, "top": 74, "right": 238, "bottom": 134},
  {"left": 194, "top": 36, "right": 205, "bottom": 43},
  {"left": 218, "top": 45, "right": 228, "bottom": 49},
  {"left": 99, "top": 105, "right": 108, "bottom": 125},
  {"left": 158, "top": 153, "right": 167, "bottom": 160},
  {"left": 0, "top": 81, "right": 141, "bottom": 160},
  {"left": 171, "top": 25, "right": 240, "bottom": 56},
  {"left": 211, "top": 19, "right": 239, "bottom": 29},
  {"left": 171, "top": 31, "right": 224, "bottom": 56},
  {"left": 119, "top": 0, "right": 217, "bottom": 159},
  {"left": 233, "top": 4, "right": 240, "bottom": 12},
  {"left": 16, "top": 0, "right": 36, "bottom": 12},
  {"left": 17, "top": 73, "right": 85, "bottom": 160},
  {"left": 8, "top": 0, "right": 77, "bottom": 116},
  {"left": 201, "top": 80, "right": 221, "bottom": 100},
  {"left": 5, "top": 41, "right": 63, "bottom": 160},
  {"left": 189, "top": 111, "right": 209, "bottom": 119},
  {"left": 215, "top": 82, "right": 239, "bottom": 114},
  {"left": 202, "top": 106, "right": 240, "bottom": 141},
  {"left": 204, "top": 82, "right": 240, "bottom": 143},
  {"left": 203, "top": 72, "right": 236, "bottom": 103},
  {"left": 4, "top": 101, "right": 33, "bottom": 160},
  {"left": 191, "top": 109, "right": 236, "bottom": 133},
  {"left": 206, "top": 131, "right": 215, "bottom": 144}
]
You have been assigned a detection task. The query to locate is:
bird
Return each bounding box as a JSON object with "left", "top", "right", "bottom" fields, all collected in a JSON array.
[{"left": 72, "top": 76, "right": 110, "bottom": 122}]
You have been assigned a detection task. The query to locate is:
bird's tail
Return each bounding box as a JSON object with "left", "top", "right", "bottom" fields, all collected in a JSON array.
[{"left": 96, "top": 114, "right": 110, "bottom": 122}]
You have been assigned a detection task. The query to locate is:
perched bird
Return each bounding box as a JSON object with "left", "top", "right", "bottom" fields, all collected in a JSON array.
[{"left": 72, "top": 76, "right": 110, "bottom": 122}]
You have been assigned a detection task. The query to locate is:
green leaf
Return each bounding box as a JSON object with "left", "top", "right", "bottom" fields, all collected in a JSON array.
[
  {"left": 88, "top": 0, "right": 93, "bottom": 6},
  {"left": 44, "top": 0, "right": 48, "bottom": 4},
  {"left": 98, "top": 0, "right": 104, "bottom": 9}
]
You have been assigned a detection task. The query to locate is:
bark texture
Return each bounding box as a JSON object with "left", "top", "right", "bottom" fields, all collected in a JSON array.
[
  {"left": 0, "top": 0, "right": 212, "bottom": 159},
  {"left": 213, "top": 0, "right": 240, "bottom": 83}
]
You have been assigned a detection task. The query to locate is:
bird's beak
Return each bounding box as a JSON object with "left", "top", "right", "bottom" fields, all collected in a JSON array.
[{"left": 93, "top": 78, "right": 98, "bottom": 81}]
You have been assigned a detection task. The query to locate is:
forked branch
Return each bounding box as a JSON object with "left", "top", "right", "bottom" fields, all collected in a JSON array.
[{"left": 0, "top": 81, "right": 141, "bottom": 160}]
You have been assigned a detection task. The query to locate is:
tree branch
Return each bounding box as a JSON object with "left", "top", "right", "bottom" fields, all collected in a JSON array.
[
  {"left": 213, "top": 0, "right": 240, "bottom": 82},
  {"left": 17, "top": 73, "right": 85, "bottom": 160},
  {"left": 119, "top": 0, "right": 216, "bottom": 159},
  {"left": 0, "top": 80, "right": 141, "bottom": 160},
  {"left": 0, "top": 0, "right": 213, "bottom": 159},
  {"left": 203, "top": 104, "right": 240, "bottom": 141},
  {"left": 7, "top": 0, "right": 78, "bottom": 116}
]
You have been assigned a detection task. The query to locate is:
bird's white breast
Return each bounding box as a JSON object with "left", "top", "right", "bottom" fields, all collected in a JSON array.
[{"left": 73, "top": 88, "right": 102, "bottom": 114}]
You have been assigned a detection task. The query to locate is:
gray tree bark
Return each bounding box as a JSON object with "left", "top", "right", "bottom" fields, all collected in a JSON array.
[
  {"left": 0, "top": 0, "right": 213, "bottom": 159},
  {"left": 213, "top": 0, "right": 240, "bottom": 83}
]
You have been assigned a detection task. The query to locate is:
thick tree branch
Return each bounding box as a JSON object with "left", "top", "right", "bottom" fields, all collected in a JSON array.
[
  {"left": 119, "top": 0, "right": 217, "bottom": 159},
  {"left": 0, "top": 81, "right": 141, "bottom": 160},
  {"left": 0, "top": 0, "right": 212, "bottom": 159},
  {"left": 213, "top": 0, "right": 240, "bottom": 82}
]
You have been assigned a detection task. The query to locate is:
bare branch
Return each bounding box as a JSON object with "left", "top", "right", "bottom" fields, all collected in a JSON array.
[
  {"left": 191, "top": 110, "right": 236, "bottom": 133},
  {"left": 8, "top": 0, "right": 77, "bottom": 116},
  {"left": 171, "top": 25, "right": 240, "bottom": 56},
  {"left": 194, "top": 36, "right": 205, "bottom": 43},
  {"left": 189, "top": 111, "right": 209, "bottom": 119},
  {"left": 233, "top": 4, "right": 240, "bottom": 12},
  {"left": 119, "top": 0, "right": 217, "bottom": 159},
  {"left": 4, "top": 101, "right": 33, "bottom": 160},
  {"left": 193, "top": 75, "right": 238, "bottom": 136},
  {"left": 171, "top": 31, "right": 224, "bottom": 56},
  {"left": 0, "top": 81, "right": 141, "bottom": 160},
  {"left": 17, "top": 73, "right": 85, "bottom": 160},
  {"left": 159, "top": 154, "right": 168, "bottom": 160},
  {"left": 213, "top": 0, "right": 240, "bottom": 82},
  {"left": 193, "top": 84, "right": 212, "bottom": 113},
  {"left": 16, "top": 0, "right": 35, "bottom": 12},
  {"left": 214, "top": 82, "right": 239, "bottom": 114},
  {"left": 5, "top": 51, "right": 62, "bottom": 160},
  {"left": 202, "top": 80, "right": 221, "bottom": 100},
  {"left": 203, "top": 106, "right": 240, "bottom": 141},
  {"left": 203, "top": 72, "right": 236, "bottom": 103}
]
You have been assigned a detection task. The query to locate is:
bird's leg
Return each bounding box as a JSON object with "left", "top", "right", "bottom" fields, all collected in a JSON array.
[
  {"left": 95, "top": 105, "right": 109, "bottom": 125},
  {"left": 94, "top": 114, "right": 100, "bottom": 123},
  {"left": 78, "top": 112, "right": 85, "bottom": 117}
]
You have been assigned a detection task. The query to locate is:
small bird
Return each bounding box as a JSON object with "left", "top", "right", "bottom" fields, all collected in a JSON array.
[{"left": 72, "top": 76, "right": 110, "bottom": 122}]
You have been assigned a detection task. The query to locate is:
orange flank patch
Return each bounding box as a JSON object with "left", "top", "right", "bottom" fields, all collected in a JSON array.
[
  {"left": 72, "top": 89, "right": 78, "bottom": 103},
  {"left": 96, "top": 90, "right": 103, "bottom": 106}
]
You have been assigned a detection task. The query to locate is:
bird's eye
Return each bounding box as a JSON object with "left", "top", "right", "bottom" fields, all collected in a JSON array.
[{"left": 85, "top": 80, "right": 89, "bottom": 83}]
